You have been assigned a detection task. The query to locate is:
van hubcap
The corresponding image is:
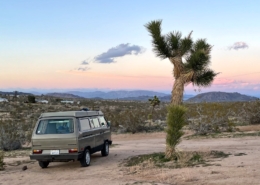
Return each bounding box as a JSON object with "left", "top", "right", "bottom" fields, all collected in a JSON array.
[
  {"left": 106, "top": 143, "right": 109, "bottom": 154},
  {"left": 85, "top": 152, "right": 90, "bottom": 164}
]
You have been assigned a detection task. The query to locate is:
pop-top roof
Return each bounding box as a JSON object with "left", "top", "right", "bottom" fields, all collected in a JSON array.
[{"left": 40, "top": 110, "right": 103, "bottom": 118}]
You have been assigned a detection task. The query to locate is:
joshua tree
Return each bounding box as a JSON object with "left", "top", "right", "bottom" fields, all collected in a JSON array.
[
  {"left": 145, "top": 20, "right": 218, "bottom": 105},
  {"left": 145, "top": 20, "right": 218, "bottom": 158},
  {"left": 148, "top": 95, "right": 160, "bottom": 120}
]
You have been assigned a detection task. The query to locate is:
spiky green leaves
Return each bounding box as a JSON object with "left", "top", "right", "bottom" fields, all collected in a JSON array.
[
  {"left": 185, "top": 39, "right": 211, "bottom": 71},
  {"left": 148, "top": 95, "right": 161, "bottom": 108},
  {"left": 145, "top": 20, "right": 193, "bottom": 59},
  {"left": 179, "top": 31, "right": 193, "bottom": 56},
  {"left": 166, "top": 105, "right": 187, "bottom": 154},
  {"left": 191, "top": 69, "right": 218, "bottom": 87},
  {"left": 145, "top": 20, "right": 170, "bottom": 59},
  {"left": 166, "top": 31, "right": 181, "bottom": 55},
  {"left": 184, "top": 39, "right": 218, "bottom": 87}
]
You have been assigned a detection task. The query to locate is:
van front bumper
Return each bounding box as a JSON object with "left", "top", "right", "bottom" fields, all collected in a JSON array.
[{"left": 30, "top": 153, "right": 83, "bottom": 162}]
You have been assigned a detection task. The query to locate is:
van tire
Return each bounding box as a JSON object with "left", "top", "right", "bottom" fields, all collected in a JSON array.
[
  {"left": 39, "top": 161, "right": 49, "bottom": 168},
  {"left": 101, "top": 141, "right": 109, "bottom": 156},
  {"left": 80, "top": 149, "right": 91, "bottom": 167}
]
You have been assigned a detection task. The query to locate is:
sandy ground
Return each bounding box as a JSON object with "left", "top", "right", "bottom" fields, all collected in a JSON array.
[{"left": 1, "top": 128, "right": 260, "bottom": 185}]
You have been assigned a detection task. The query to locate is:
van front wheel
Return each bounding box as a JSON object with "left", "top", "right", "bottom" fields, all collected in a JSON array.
[
  {"left": 39, "top": 161, "right": 49, "bottom": 168},
  {"left": 80, "top": 149, "right": 91, "bottom": 167},
  {"left": 101, "top": 141, "right": 109, "bottom": 156}
]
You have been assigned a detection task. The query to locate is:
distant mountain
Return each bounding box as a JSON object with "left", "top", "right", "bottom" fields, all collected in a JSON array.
[
  {"left": 44, "top": 91, "right": 195, "bottom": 101},
  {"left": 66, "top": 90, "right": 168, "bottom": 99},
  {"left": 46, "top": 93, "right": 83, "bottom": 99},
  {"left": 0, "top": 91, "right": 32, "bottom": 96},
  {"left": 186, "top": 92, "right": 259, "bottom": 103}
]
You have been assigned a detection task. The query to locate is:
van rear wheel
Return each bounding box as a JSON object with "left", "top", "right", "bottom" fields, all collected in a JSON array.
[
  {"left": 101, "top": 141, "right": 109, "bottom": 156},
  {"left": 80, "top": 149, "right": 91, "bottom": 167},
  {"left": 39, "top": 161, "right": 49, "bottom": 168}
]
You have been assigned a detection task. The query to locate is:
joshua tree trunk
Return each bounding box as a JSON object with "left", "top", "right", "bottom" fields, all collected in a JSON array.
[
  {"left": 169, "top": 57, "right": 185, "bottom": 106},
  {"left": 171, "top": 77, "right": 185, "bottom": 105},
  {"left": 165, "top": 145, "right": 175, "bottom": 159}
]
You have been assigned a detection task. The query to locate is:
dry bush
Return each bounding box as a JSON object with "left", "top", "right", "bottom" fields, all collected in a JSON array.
[
  {"left": 186, "top": 101, "right": 260, "bottom": 135},
  {"left": 105, "top": 106, "right": 164, "bottom": 134},
  {"left": 0, "top": 119, "right": 23, "bottom": 150},
  {"left": 186, "top": 102, "right": 241, "bottom": 135},
  {"left": 240, "top": 101, "right": 260, "bottom": 124}
]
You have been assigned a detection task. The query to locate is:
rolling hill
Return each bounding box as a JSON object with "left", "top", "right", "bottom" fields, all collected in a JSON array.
[{"left": 186, "top": 92, "right": 259, "bottom": 103}]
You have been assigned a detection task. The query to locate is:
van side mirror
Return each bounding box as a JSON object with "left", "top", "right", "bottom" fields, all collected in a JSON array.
[{"left": 107, "top": 121, "right": 111, "bottom": 127}]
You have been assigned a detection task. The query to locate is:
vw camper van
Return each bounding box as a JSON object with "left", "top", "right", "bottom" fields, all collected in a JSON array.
[{"left": 30, "top": 110, "right": 112, "bottom": 168}]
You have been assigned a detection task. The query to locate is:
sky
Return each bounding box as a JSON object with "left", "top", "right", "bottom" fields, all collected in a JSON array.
[{"left": 0, "top": 0, "right": 260, "bottom": 96}]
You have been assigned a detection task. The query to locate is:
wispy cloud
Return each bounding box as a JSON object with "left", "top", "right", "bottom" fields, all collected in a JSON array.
[
  {"left": 229, "top": 42, "right": 249, "bottom": 50},
  {"left": 77, "top": 67, "right": 90, "bottom": 71},
  {"left": 94, "top": 43, "right": 145, "bottom": 63},
  {"left": 211, "top": 78, "right": 260, "bottom": 92},
  {"left": 81, "top": 60, "right": 89, "bottom": 65},
  {"left": 81, "top": 58, "right": 93, "bottom": 65}
]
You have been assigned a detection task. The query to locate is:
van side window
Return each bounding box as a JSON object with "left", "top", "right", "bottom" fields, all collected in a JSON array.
[
  {"left": 89, "top": 119, "right": 95, "bottom": 128},
  {"left": 79, "top": 118, "right": 91, "bottom": 131},
  {"left": 98, "top": 116, "right": 107, "bottom": 127},
  {"left": 92, "top": 118, "right": 100, "bottom": 128}
]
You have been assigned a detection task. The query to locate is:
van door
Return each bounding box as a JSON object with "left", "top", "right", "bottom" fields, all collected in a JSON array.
[
  {"left": 90, "top": 118, "right": 104, "bottom": 149},
  {"left": 78, "top": 118, "right": 95, "bottom": 153}
]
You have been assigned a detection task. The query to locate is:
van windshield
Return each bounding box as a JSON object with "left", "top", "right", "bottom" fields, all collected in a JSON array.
[{"left": 36, "top": 119, "right": 74, "bottom": 134}]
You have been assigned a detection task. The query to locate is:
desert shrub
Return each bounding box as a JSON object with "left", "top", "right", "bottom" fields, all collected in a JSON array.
[
  {"left": 186, "top": 103, "right": 237, "bottom": 135},
  {"left": 0, "top": 150, "right": 4, "bottom": 170},
  {"left": 165, "top": 105, "right": 187, "bottom": 158},
  {"left": 0, "top": 118, "right": 34, "bottom": 151},
  {"left": 104, "top": 106, "right": 162, "bottom": 133},
  {"left": 120, "top": 109, "right": 148, "bottom": 133},
  {"left": 241, "top": 101, "right": 260, "bottom": 124},
  {"left": 0, "top": 119, "right": 22, "bottom": 150},
  {"left": 27, "top": 95, "right": 36, "bottom": 103}
]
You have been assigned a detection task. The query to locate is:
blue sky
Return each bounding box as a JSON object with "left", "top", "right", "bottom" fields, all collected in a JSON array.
[{"left": 0, "top": 0, "right": 260, "bottom": 96}]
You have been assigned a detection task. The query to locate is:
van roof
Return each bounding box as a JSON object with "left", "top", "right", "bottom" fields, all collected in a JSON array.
[{"left": 40, "top": 110, "right": 103, "bottom": 118}]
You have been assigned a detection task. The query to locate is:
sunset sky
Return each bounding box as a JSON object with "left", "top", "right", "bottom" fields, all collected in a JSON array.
[{"left": 1, "top": 0, "right": 260, "bottom": 96}]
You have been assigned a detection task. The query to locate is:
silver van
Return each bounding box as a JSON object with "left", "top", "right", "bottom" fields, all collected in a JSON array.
[{"left": 30, "top": 110, "right": 112, "bottom": 168}]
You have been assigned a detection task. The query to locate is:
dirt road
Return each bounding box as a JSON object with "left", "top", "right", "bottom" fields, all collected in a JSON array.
[{"left": 1, "top": 132, "right": 260, "bottom": 185}]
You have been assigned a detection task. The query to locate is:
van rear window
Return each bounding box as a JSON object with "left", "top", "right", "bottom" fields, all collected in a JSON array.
[{"left": 36, "top": 119, "right": 74, "bottom": 134}]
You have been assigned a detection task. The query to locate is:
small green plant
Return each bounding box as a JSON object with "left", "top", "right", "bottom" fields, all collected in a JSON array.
[{"left": 165, "top": 105, "right": 187, "bottom": 159}]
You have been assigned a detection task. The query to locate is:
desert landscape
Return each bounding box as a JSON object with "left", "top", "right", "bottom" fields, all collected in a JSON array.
[
  {"left": 1, "top": 1, "right": 260, "bottom": 185},
  {"left": 1, "top": 126, "right": 260, "bottom": 185}
]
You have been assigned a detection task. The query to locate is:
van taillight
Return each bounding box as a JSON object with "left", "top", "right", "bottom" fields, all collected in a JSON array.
[
  {"left": 33, "top": 150, "right": 42, "bottom": 154},
  {"left": 69, "top": 149, "right": 78, "bottom": 153}
]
